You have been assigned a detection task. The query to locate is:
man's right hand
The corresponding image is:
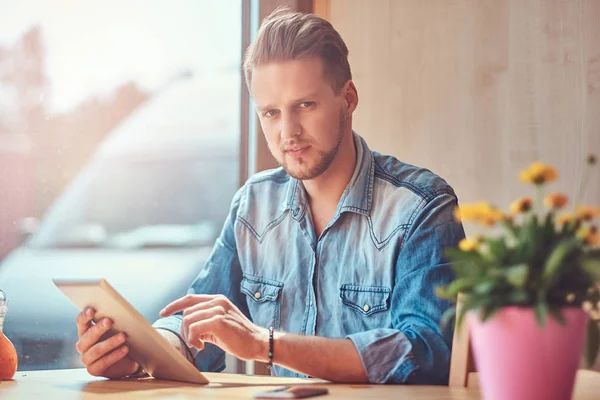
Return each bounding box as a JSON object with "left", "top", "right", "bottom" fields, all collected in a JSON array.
[{"left": 75, "top": 307, "right": 139, "bottom": 378}]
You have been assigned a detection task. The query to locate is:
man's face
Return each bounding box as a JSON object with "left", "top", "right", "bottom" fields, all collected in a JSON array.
[{"left": 251, "top": 58, "right": 349, "bottom": 180}]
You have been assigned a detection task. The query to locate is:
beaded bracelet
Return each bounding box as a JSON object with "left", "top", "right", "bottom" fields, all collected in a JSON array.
[{"left": 267, "top": 325, "right": 274, "bottom": 370}]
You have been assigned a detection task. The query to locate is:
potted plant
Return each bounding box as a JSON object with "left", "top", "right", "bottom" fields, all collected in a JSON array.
[{"left": 437, "top": 155, "right": 600, "bottom": 400}]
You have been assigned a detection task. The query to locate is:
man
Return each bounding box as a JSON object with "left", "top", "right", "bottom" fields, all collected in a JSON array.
[{"left": 75, "top": 8, "right": 465, "bottom": 384}]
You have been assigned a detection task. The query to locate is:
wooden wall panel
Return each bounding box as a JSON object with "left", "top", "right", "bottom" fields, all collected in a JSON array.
[{"left": 329, "top": 0, "right": 600, "bottom": 228}]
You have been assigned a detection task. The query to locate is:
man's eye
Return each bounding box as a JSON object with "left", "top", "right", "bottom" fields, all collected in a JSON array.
[
  {"left": 264, "top": 110, "right": 278, "bottom": 117},
  {"left": 299, "top": 102, "right": 314, "bottom": 108}
]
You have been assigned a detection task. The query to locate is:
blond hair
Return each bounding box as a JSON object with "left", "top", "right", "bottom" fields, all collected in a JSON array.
[{"left": 243, "top": 7, "right": 351, "bottom": 94}]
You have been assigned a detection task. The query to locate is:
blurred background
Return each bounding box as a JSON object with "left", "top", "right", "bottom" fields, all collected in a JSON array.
[
  {"left": 0, "top": 0, "right": 599, "bottom": 374},
  {"left": 0, "top": 0, "right": 245, "bottom": 372}
]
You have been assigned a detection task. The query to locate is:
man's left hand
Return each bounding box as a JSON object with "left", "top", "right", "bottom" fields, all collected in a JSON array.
[{"left": 159, "top": 294, "right": 268, "bottom": 361}]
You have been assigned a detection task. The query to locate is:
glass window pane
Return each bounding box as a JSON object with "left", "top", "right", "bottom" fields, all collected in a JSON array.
[{"left": 0, "top": 0, "right": 241, "bottom": 371}]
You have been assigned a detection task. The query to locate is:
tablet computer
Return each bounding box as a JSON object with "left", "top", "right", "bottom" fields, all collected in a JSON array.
[{"left": 53, "top": 278, "right": 209, "bottom": 384}]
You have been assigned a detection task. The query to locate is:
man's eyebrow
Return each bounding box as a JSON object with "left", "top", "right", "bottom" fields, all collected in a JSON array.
[
  {"left": 256, "top": 92, "right": 321, "bottom": 112},
  {"left": 256, "top": 103, "right": 276, "bottom": 112}
]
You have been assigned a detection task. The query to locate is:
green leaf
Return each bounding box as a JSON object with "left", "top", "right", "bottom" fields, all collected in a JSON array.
[
  {"left": 515, "top": 216, "right": 539, "bottom": 261},
  {"left": 455, "top": 295, "right": 481, "bottom": 331},
  {"left": 563, "top": 219, "right": 581, "bottom": 236},
  {"left": 445, "top": 249, "right": 487, "bottom": 278},
  {"left": 506, "top": 290, "right": 530, "bottom": 305},
  {"left": 535, "top": 301, "right": 548, "bottom": 327},
  {"left": 440, "top": 306, "right": 456, "bottom": 331},
  {"left": 584, "top": 320, "right": 600, "bottom": 368},
  {"left": 543, "top": 212, "right": 555, "bottom": 240},
  {"left": 531, "top": 213, "right": 540, "bottom": 230},
  {"left": 484, "top": 237, "right": 508, "bottom": 264},
  {"left": 446, "top": 247, "right": 481, "bottom": 263},
  {"left": 480, "top": 305, "right": 501, "bottom": 322},
  {"left": 500, "top": 219, "right": 519, "bottom": 239},
  {"left": 504, "top": 264, "right": 529, "bottom": 288},
  {"left": 542, "top": 239, "right": 579, "bottom": 286},
  {"left": 452, "top": 261, "right": 486, "bottom": 279},
  {"left": 473, "top": 279, "right": 498, "bottom": 295},
  {"left": 436, "top": 276, "right": 482, "bottom": 298},
  {"left": 581, "top": 259, "right": 600, "bottom": 282},
  {"left": 470, "top": 295, "right": 499, "bottom": 322},
  {"left": 548, "top": 306, "right": 566, "bottom": 325}
]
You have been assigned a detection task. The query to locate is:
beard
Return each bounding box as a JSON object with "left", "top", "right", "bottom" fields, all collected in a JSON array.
[{"left": 276, "top": 107, "right": 348, "bottom": 181}]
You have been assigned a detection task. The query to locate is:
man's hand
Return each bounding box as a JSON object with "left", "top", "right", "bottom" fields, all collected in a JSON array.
[
  {"left": 75, "top": 307, "right": 139, "bottom": 378},
  {"left": 159, "top": 294, "right": 268, "bottom": 361}
]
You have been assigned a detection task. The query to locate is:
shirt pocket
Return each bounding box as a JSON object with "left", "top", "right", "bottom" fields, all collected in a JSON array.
[
  {"left": 240, "top": 275, "right": 283, "bottom": 329},
  {"left": 339, "top": 284, "right": 391, "bottom": 331}
]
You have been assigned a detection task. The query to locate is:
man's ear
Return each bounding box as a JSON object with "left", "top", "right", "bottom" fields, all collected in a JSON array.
[{"left": 343, "top": 81, "right": 359, "bottom": 114}]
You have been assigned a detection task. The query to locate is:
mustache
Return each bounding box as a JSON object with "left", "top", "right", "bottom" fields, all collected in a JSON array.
[{"left": 280, "top": 140, "right": 311, "bottom": 152}]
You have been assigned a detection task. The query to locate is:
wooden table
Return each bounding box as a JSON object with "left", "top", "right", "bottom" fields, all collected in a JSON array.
[{"left": 1, "top": 369, "right": 599, "bottom": 399}]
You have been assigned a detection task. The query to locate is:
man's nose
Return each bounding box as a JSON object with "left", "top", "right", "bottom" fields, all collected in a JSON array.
[{"left": 280, "top": 113, "right": 301, "bottom": 140}]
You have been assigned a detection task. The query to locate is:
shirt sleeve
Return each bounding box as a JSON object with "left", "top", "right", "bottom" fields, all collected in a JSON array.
[
  {"left": 151, "top": 186, "right": 249, "bottom": 373},
  {"left": 346, "top": 192, "right": 465, "bottom": 384},
  {"left": 155, "top": 327, "right": 196, "bottom": 363}
]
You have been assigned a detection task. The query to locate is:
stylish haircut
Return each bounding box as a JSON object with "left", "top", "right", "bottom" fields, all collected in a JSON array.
[{"left": 243, "top": 6, "right": 352, "bottom": 94}]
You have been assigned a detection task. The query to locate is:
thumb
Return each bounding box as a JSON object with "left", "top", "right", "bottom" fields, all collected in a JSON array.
[
  {"left": 191, "top": 333, "right": 219, "bottom": 351},
  {"left": 191, "top": 337, "right": 205, "bottom": 351}
]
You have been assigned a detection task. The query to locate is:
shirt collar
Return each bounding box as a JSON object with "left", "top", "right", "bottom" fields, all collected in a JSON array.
[{"left": 280, "top": 132, "right": 374, "bottom": 217}]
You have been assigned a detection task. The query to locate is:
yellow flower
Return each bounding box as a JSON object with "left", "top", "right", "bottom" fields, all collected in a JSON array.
[
  {"left": 510, "top": 197, "right": 533, "bottom": 215},
  {"left": 482, "top": 208, "right": 505, "bottom": 227},
  {"left": 556, "top": 213, "right": 574, "bottom": 226},
  {"left": 575, "top": 206, "right": 600, "bottom": 221},
  {"left": 459, "top": 237, "right": 481, "bottom": 252},
  {"left": 578, "top": 226, "right": 599, "bottom": 247},
  {"left": 454, "top": 202, "right": 485, "bottom": 222},
  {"left": 455, "top": 202, "right": 505, "bottom": 226},
  {"left": 453, "top": 206, "right": 462, "bottom": 223},
  {"left": 544, "top": 192, "right": 569, "bottom": 209},
  {"left": 518, "top": 162, "right": 558, "bottom": 185}
]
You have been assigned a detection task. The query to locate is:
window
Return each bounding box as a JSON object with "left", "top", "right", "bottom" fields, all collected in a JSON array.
[{"left": 0, "top": 0, "right": 242, "bottom": 371}]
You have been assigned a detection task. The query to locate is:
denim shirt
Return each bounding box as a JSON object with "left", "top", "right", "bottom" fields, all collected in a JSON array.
[{"left": 153, "top": 133, "right": 465, "bottom": 384}]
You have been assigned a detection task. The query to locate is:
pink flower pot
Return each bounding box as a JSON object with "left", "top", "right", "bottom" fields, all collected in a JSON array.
[{"left": 468, "top": 306, "right": 588, "bottom": 400}]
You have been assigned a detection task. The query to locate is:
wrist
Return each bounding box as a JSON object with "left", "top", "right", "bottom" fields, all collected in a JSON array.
[{"left": 254, "top": 326, "right": 270, "bottom": 363}]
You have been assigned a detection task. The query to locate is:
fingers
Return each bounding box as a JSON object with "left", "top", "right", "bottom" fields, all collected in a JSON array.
[
  {"left": 187, "top": 316, "right": 221, "bottom": 350},
  {"left": 181, "top": 306, "right": 223, "bottom": 345},
  {"left": 76, "top": 317, "right": 113, "bottom": 355},
  {"left": 182, "top": 299, "right": 230, "bottom": 317},
  {"left": 76, "top": 307, "right": 95, "bottom": 337},
  {"left": 81, "top": 332, "right": 127, "bottom": 366},
  {"left": 182, "top": 306, "right": 226, "bottom": 340},
  {"left": 160, "top": 294, "right": 229, "bottom": 317},
  {"left": 160, "top": 294, "right": 201, "bottom": 317},
  {"left": 183, "top": 306, "right": 226, "bottom": 324},
  {"left": 86, "top": 345, "right": 130, "bottom": 377}
]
